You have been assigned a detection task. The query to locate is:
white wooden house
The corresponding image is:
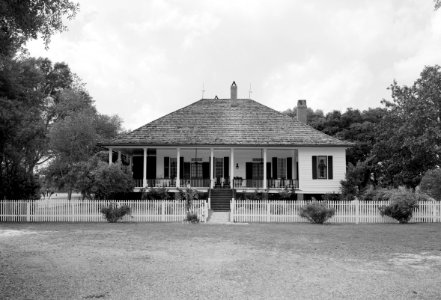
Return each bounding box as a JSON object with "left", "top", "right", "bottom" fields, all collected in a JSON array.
[{"left": 102, "top": 82, "right": 351, "bottom": 201}]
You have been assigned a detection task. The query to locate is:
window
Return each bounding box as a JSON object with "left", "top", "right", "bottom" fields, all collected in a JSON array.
[
  {"left": 215, "top": 158, "right": 223, "bottom": 178},
  {"left": 170, "top": 158, "right": 177, "bottom": 178},
  {"left": 317, "top": 156, "right": 327, "bottom": 179},
  {"left": 252, "top": 162, "right": 263, "bottom": 179},
  {"left": 277, "top": 158, "right": 287, "bottom": 178},
  {"left": 312, "top": 156, "right": 333, "bottom": 180},
  {"left": 190, "top": 163, "right": 203, "bottom": 178}
]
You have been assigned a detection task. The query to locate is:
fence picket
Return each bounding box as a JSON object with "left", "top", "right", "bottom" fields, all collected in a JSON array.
[
  {"left": 229, "top": 199, "right": 441, "bottom": 223},
  {"left": 0, "top": 199, "right": 209, "bottom": 223}
]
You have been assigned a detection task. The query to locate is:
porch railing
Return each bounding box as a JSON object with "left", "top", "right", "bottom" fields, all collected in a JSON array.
[
  {"left": 233, "top": 179, "right": 263, "bottom": 188},
  {"left": 179, "top": 179, "right": 211, "bottom": 188},
  {"left": 134, "top": 178, "right": 211, "bottom": 188},
  {"left": 267, "top": 179, "right": 298, "bottom": 189},
  {"left": 233, "top": 179, "right": 299, "bottom": 189}
]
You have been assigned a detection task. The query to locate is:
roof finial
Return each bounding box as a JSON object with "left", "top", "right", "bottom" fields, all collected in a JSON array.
[
  {"left": 202, "top": 82, "right": 205, "bottom": 98},
  {"left": 248, "top": 83, "right": 252, "bottom": 99}
]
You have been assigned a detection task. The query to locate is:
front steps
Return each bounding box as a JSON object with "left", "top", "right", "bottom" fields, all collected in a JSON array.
[
  {"left": 210, "top": 189, "right": 233, "bottom": 211},
  {"left": 207, "top": 211, "right": 230, "bottom": 223}
]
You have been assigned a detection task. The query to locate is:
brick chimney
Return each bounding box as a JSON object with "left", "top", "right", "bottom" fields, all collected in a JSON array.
[
  {"left": 296, "top": 99, "right": 307, "bottom": 124},
  {"left": 231, "top": 81, "right": 237, "bottom": 100}
]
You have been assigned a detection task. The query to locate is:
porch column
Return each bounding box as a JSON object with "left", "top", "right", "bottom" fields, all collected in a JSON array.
[
  {"left": 293, "top": 149, "right": 297, "bottom": 182},
  {"left": 108, "top": 147, "right": 113, "bottom": 165},
  {"left": 176, "top": 147, "right": 181, "bottom": 188},
  {"left": 230, "top": 148, "right": 234, "bottom": 187},
  {"left": 143, "top": 147, "right": 147, "bottom": 187},
  {"left": 263, "top": 148, "right": 267, "bottom": 189},
  {"left": 117, "top": 151, "right": 122, "bottom": 165},
  {"left": 210, "top": 148, "right": 214, "bottom": 188}
]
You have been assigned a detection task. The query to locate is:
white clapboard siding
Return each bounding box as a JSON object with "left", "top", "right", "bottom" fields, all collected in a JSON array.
[
  {"left": 230, "top": 200, "right": 441, "bottom": 223},
  {"left": 0, "top": 199, "right": 208, "bottom": 223},
  {"left": 297, "top": 147, "right": 346, "bottom": 194}
]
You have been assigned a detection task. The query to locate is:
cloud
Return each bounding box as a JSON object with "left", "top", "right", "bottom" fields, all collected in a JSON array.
[{"left": 26, "top": 0, "right": 441, "bottom": 129}]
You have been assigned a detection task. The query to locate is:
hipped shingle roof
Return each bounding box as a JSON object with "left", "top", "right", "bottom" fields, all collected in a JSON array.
[{"left": 104, "top": 98, "right": 351, "bottom": 147}]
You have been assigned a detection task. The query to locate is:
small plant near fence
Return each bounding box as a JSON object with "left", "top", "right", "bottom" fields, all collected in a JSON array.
[
  {"left": 378, "top": 189, "right": 420, "bottom": 224},
  {"left": 299, "top": 202, "right": 335, "bottom": 224},
  {"left": 185, "top": 212, "right": 200, "bottom": 223},
  {"left": 100, "top": 203, "right": 131, "bottom": 223}
]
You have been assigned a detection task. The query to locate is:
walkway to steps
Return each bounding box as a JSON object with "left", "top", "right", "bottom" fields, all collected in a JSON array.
[
  {"left": 210, "top": 188, "right": 233, "bottom": 211},
  {"left": 207, "top": 211, "right": 230, "bottom": 223}
]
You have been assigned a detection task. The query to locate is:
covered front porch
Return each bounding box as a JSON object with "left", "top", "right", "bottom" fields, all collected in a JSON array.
[{"left": 107, "top": 147, "right": 299, "bottom": 192}]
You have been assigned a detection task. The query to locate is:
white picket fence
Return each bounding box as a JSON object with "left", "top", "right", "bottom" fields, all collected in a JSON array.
[
  {"left": 230, "top": 199, "right": 441, "bottom": 223},
  {"left": 0, "top": 199, "right": 208, "bottom": 223}
]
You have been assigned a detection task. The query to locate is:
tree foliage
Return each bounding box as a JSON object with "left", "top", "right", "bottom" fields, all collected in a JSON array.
[
  {"left": 372, "top": 65, "right": 441, "bottom": 188},
  {"left": 92, "top": 163, "right": 135, "bottom": 200},
  {"left": 419, "top": 169, "right": 441, "bottom": 200},
  {"left": 0, "top": 0, "right": 79, "bottom": 61}
]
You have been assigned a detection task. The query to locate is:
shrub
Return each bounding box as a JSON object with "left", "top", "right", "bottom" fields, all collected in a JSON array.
[
  {"left": 340, "top": 161, "right": 371, "bottom": 200},
  {"left": 92, "top": 163, "right": 135, "bottom": 199},
  {"left": 361, "top": 186, "right": 393, "bottom": 201},
  {"left": 142, "top": 188, "right": 172, "bottom": 200},
  {"left": 378, "top": 189, "right": 419, "bottom": 223},
  {"left": 278, "top": 188, "right": 296, "bottom": 200},
  {"left": 299, "top": 202, "right": 335, "bottom": 224},
  {"left": 100, "top": 203, "right": 131, "bottom": 223},
  {"left": 420, "top": 169, "right": 441, "bottom": 200},
  {"left": 322, "top": 193, "right": 340, "bottom": 201},
  {"left": 185, "top": 212, "right": 199, "bottom": 223}
]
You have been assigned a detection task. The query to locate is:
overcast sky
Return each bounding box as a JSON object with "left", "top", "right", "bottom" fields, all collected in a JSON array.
[{"left": 27, "top": 0, "right": 441, "bottom": 130}]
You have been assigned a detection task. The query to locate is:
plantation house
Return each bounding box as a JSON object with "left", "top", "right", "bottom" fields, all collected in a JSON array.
[{"left": 102, "top": 82, "right": 351, "bottom": 200}]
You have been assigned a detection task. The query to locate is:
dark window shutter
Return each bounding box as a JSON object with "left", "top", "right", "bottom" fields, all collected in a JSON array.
[
  {"left": 287, "top": 157, "right": 292, "bottom": 180},
  {"left": 147, "top": 156, "right": 156, "bottom": 179},
  {"left": 184, "top": 162, "right": 190, "bottom": 179},
  {"left": 266, "top": 162, "right": 271, "bottom": 179},
  {"left": 312, "top": 156, "right": 317, "bottom": 179},
  {"left": 202, "top": 162, "right": 209, "bottom": 179},
  {"left": 328, "top": 156, "right": 333, "bottom": 179},
  {"left": 246, "top": 162, "right": 253, "bottom": 179},
  {"left": 272, "top": 157, "right": 277, "bottom": 178},
  {"left": 164, "top": 157, "right": 169, "bottom": 178},
  {"left": 180, "top": 157, "right": 184, "bottom": 178},
  {"left": 224, "top": 157, "right": 229, "bottom": 179},
  {"left": 296, "top": 162, "right": 299, "bottom": 180},
  {"left": 132, "top": 156, "right": 143, "bottom": 179}
]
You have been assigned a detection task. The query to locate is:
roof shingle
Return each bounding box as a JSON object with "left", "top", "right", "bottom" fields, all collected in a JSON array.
[{"left": 104, "top": 98, "right": 351, "bottom": 147}]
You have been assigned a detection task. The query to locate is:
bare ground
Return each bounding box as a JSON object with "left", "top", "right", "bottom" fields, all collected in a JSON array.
[{"left": 1, "top": 223, "right": 441, "bottom": 300}]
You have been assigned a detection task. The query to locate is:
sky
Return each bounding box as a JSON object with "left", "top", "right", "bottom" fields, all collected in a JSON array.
[{"left": 27, "top": 0, "right": 441, "bottom": 130}]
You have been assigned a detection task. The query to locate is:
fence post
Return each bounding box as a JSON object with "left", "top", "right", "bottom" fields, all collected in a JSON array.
[
  {"left": 354, "top": 198, "right": 360, "bottom": 224},
  {"left": 161, "top": 200, "right": 165, "bottom": 222},
  {"left": 230, "top": 198, "right": 234, "bottom": 222},
  {"left": 208, "top": 197, "right": 211, "bottom": 210},
  {"left": 26, "top": 201, "right": 30, "bottom": 222},
  {"left": 266, "top": 200, "right": 270, "bottom": 222},
  {"left": 433, "top": 201, "right": 437, "bottom": 223}
]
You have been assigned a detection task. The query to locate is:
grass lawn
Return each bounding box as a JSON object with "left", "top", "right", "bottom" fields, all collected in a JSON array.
[{"left": 1, "top": 223, "right": 441, "bottom": 299}]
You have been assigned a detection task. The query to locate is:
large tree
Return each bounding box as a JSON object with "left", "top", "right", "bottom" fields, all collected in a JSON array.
[
  {"left": 0, "top": 0, "right": 78, "bottom": 62},
  {"left": 372, "top": 65, "right": 441, "bottom": 188}
]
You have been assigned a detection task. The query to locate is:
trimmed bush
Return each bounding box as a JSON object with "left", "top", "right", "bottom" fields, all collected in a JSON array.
[
  {"left": 378, "top": 189, "right": 419, "bottom": 224},
  {"left": 100, "top": 203, "right": 131, "bottom": 223},
  {"left": 185, "top": 212, "right": 200, "bottom": 223},
  {"left": 299, "top": 202, "right": 335, "bottom": 224}
]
